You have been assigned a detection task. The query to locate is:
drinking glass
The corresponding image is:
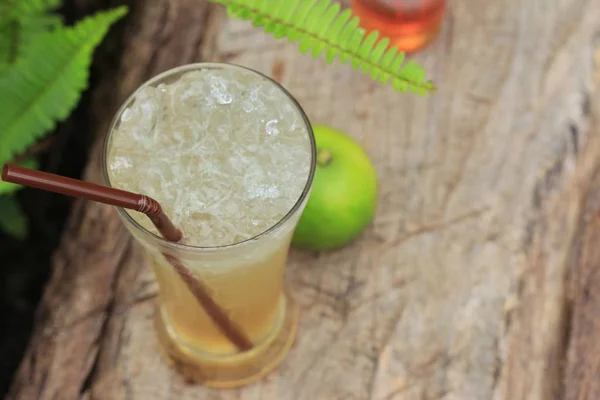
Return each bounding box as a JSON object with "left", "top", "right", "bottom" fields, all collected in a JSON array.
[{"left": 102, "top": 63, "right": 316, "bottom": 388}]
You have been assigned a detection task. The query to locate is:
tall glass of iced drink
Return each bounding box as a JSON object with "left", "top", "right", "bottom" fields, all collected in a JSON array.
[{"left": 102, "top": 63, "right": 316, "bottom": 388}]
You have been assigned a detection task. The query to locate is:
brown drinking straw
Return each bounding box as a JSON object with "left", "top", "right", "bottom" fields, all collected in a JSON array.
[{"left": 1, "top": 163, "right": 253, "bottom": 351}]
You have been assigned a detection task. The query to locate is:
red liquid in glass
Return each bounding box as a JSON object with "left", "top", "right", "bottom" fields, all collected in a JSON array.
[{"left": 351, "top": 0, "right": 446, "bottom": 53}]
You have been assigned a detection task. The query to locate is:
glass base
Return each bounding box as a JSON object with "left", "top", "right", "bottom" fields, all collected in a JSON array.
[{"left": 154, "top": 293, "right": 299, "bottom": 388}]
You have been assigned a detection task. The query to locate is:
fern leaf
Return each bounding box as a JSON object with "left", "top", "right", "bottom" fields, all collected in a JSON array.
[
  {"left": 288, "top": 0, "right": 319, "bottom": 33},
  {"left": 0, "top": 21, "right": 13, "bottom": 68},
  {"left": 347, "top": 27, "right": 366, "bottom": 68},
  {"left": 13, "top": 13, "right": 64, "bottom": 60},
  {"left": 0, "top": 159, "right": 38, "bottom": 195},
  {"left": 0, "top": 195, "right": 27, "bottom": 239},
  {"left": 273, "top": 0, "right": 297, "bottom": 25},
  {"left": 337, "top": 16, "right": 361, "bottom": 63},
  {"left": 4, "top": 0, "right": 62, "bottom": 17},
  {"left": 0, "top": 6, "right": 127, "bottom": 166},
  {"left": 309, "top": 2, "right": 340, "bottom": 58},
  {"left": 371, "top": 36, "right": 389, "bottom": 63},
  {"left": 369, "top": 37, "right": 390, "bottom": 79},
  {"left": 355, "top": 29, "right": 379, "bottom": 70},
  {"left": 283, "top": 0, "right": 317, "bottom": 42},
  {"left": 210, "top": 0, "right": 435, "bottom": 93},
  {"left": 297, "top": 0, "right": 330, "bottom": 55},
  {"left": 324, "top": 8, "right": 352, "bottom": 63},
  {"left": 0, "top": 0, "right": 64, "bottom": 67}
]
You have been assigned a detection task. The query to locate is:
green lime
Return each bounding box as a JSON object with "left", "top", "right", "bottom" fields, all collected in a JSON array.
[{"left": 292, "top": 124, "right": 378, "bottom": 251}]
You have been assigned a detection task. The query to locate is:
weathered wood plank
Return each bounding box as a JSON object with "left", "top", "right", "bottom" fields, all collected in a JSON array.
[
  {"left": 562, "top": 41, "right": 600, "bottom": 400},
  {"left": 494, "top": 29, "right": 600, "bottom": 400},
  {"left": 9, "top": 1, "right": 600, "bottom": 399}
]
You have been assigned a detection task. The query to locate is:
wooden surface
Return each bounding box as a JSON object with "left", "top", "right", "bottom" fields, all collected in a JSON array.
[{"left": 8, "top": 0, "right": 600, "bottom": 399}]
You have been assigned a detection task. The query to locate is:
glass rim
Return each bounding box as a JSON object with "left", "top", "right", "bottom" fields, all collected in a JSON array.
[{"left": 101, "top": 62, "right": 317, "bottom": 252}]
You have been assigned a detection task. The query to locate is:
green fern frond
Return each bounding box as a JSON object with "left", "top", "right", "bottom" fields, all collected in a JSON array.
[
  {"left": 210, "top": 0, "right": 435, "bottom": 94},
  {"left": 1, "top": 0, "right": 62, "bottom": 18},
  {"left": 0, "top": 22, "right": 12, "bottom": 68},
  {"left": 0, "top": 0, "right": 63, "bottom": 67},
  {"left": 10, "top": 13, "right": 64, "bottom": 62},
  {"left": 0, "top": 195, "right": 28, "bottom": 239},
  {"left": 0, "top": 6, "right": 128, "bottom": 166}
]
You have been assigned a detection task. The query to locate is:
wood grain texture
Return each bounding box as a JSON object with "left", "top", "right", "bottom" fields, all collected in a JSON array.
[
  {"left": 562, "top": 41, "right": 600, "bottom": 400},
  {"left": 8, "top": 0, "right": 600, "bottom": 399}
]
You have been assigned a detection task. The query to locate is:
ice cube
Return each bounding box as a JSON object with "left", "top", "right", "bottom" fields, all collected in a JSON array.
[
  {"left": 121, "top": 108, "right": 133, "bottom": 122},
  {"left": 107, "top": 67, "right": 312, "bottom": 247},
  {"left": 265, "top": 119, "right": 280, "bottom": 136},
  {"left": 241, "top": 100, "right": 254, "bottom": 112},
  {"left": 110, "top": 156, "right": 133, "bottom": 171}
]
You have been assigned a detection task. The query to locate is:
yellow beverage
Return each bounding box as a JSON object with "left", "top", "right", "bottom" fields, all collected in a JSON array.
[
  {"left": 150, "top": 232, "right": 291, "bottom": 355},
  {"left": 102, "top": 63, "right": 316, "bottom": 387}
]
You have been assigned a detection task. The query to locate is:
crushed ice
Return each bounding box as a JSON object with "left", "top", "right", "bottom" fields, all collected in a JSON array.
[{"left": 107, "top": 67, "right": 312, "bottom": 247}]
